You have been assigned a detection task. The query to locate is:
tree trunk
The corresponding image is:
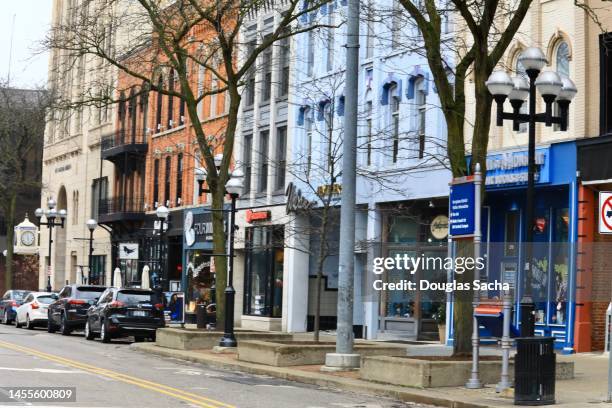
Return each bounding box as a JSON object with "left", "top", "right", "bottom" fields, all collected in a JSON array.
[
  {"left": 452, "top": 239, "right": 475, "bottom": 355},
  {"left": 4, "top": 193, "right": 16, "bottom": 291},
  {"left": 211, "top": 184, "right": 227, "bottom": 330},
  {"left": 313, "top": 206, "right": 330, "bottom": 342}
]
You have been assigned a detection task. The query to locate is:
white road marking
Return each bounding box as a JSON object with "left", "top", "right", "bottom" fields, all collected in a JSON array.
[{"left": 0, "top": 367, "right": 84, "bottom": 374}]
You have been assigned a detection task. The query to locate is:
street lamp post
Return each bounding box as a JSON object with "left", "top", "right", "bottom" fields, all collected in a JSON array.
[
  {"left": 486, "top": 47, "right": 577, "bottom": 336},
  {"left": 35, "top": 198, "right": 68, "bottom": 292},
  {"left": 155, "top": 205, "right": 169, "bottom": 296},
  {"left": 86, "top": 219, "right": 98, "bottom": 284}
]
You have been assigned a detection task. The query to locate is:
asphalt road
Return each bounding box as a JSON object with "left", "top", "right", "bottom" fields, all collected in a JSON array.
[{"left": 0, "top": 323, "right": 425, "bottom": 408}]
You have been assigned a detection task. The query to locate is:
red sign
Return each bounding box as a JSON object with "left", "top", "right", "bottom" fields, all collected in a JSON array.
[{"left": 246, "top": 210, "right": 270, "bottom": 223}]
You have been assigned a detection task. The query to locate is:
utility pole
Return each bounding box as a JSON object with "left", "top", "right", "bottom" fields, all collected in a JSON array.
[{"left": 323, "top": 0, "right": 360, "bottom": 370}]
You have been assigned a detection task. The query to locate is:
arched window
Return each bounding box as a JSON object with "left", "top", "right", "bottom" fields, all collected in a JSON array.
[
  {"left": 415, "top": 80, "right": 426, "bottom": 159},
  {"left": 118, "top": 91, "right": 126, "bottom": 142},
  {"left": 554, "top": 41, "right": 570, "bottom": 131},
  {"left": 390, "top": 84, "right": 400, "bottom": 163},
  {"left": 128, "top": 88, "right": 137, "bottom": 143},
  {"left": 155, "top": 75, "right": 163, "bottom": 131},
  {"left": 364, "top": 91, "right": 373, "bottom": 166},
  {"left": 140, "top": 83, "right": 149, "bottom": 138},
  {"left": 515, "top": 57, "right": 528, "bottom": 133},
  {"left": 168, "top": 69, "right": 175, "bottom": 127},
  {"left": 304, "top": 107, "right": 314, "bottom": 176},
  {"left": 323, "top": 102, "right": 334, "bottom": 172}
]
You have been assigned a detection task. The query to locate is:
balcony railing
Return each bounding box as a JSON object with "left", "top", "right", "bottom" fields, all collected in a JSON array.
[
  {"left": 101, "top": 129, "right": 148, "bottom": 161},
  {"left": 98, "top": 195, "right": 146, "bottom": 224}
]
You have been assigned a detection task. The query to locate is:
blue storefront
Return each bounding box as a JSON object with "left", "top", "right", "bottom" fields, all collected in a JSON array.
[{"left": 449, "top": 140, "right": 578, "bottom": 352}]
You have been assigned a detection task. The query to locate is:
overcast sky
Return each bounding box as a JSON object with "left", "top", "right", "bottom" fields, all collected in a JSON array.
[{"left": 0, "top": 1, "right": 52, "bottom": 89}]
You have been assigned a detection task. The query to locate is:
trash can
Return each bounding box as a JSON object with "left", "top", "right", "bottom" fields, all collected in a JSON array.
[
  {"left": 196, "top": 304, "right": 207, "bottom": 329},
  {"left": 514, "top": 337, "right": 555, "bottom": 405}
]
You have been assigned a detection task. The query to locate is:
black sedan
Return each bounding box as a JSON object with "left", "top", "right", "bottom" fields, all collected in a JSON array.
[
  {"left": 0, "top": 290, "right": 30, "bottom": 324},
  {"left": 85, "top": 287, "right": 165, "bottom": 343},
  {"left": 48, "top": 285, "right": 107, "bottom": 335}
]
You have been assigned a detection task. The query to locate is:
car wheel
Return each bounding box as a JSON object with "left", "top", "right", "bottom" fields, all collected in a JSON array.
[
  {"left": 26, "top": 315, "right": 34, "bottom": 330},
  {"left": 84, "top": 320, "right": 95, "bottom": 340},
  {"left": 47, "top": 313, "right": 56, "bottom": 333},
  {"left": 59, "top": 313, "right": 71, "bottom": 336},
  {"left": 2, "top": 311, "right": 9, "bottom": 325},
  {"left": 14, "top": 316, "right": 22, "bottom": 328},
  {"left": 100, "top": 320, "right": 111, "bottom": 343}
]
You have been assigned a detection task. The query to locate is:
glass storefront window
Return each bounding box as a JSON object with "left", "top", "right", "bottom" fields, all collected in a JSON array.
[
  {"left": 185, "top": 250, "right": 215, "bottom": 314},
  {"left": 244, "top": 225, "right": 284, "bottom": 318}
]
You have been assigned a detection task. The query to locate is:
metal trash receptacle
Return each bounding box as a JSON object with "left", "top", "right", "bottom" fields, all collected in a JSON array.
[
  {"left": 514, "top": 337, "right": 556, "bottom": 405},
  {"left": 196, "top": 304, "right": 207, "bottom": 329}
]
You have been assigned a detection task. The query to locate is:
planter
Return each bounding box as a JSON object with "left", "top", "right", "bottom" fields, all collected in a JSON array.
[
  {"left": 238, "top": 340, "right": 406, "bottom": 367},
  {"left": 438, "top": 324, "right": 446, "bottom": 344},
  {"left": 156, "top": 328, "right": 293, "bottom": 350},
  {"left": 360, "top": 355, "right": 574, "bottom": 388}
]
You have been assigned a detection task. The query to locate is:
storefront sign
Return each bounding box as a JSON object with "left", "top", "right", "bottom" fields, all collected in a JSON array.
[
  {"left": 317, "top": 183, "right": 342, "bottom": 197},
  {"left": 119, "top": 243, "right": 139, "bottom": 260},
  {"left": 246, "top": 210, "right": 270, "bottom": 223},
  {"left": 430, "top": 215, "right": 449, "bottom": 240},
  {"left": 285, "top": 182, "right": 315, "bottom": 213},
  {"left": 449, "top": 179, "right": 475, "bottom": 237},
  {"left": 599, "top": 191, "right": 612, "bottom": 234},
  {"left": 184, "top": 210, "right": 214, "bottom": 246},
  {"left": 484, "top": 148, "right": 550, "bottom": 187}
]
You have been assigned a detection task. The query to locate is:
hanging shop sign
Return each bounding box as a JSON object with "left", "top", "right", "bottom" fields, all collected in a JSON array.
[
  {"left": 430, "top": 214, "right": 449, "bottom": 240},
  {"left": 119, "top": 243, "right": 139, "bottom": 260},
  {"left": 449, "top": 177, "right": 475, "bottom": 237},
  {"left": 599, "top": 191, "right": 612, "bottom": 234},
  {"left": 483, "top": 147, "right": 550, "bottom": 187},
  {"left": 246, "top": 210, "right": 271, "bottom": 223},
  {"left": 184, "top": 210, "right": 214, "bottom": 246}
]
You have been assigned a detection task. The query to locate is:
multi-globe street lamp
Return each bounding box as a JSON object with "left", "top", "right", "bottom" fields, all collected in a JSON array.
[
  {"left": 86, "top": 219, "right": 98, "bottom": 284},
  {"left": 195, "top": 154, "right": 245, "bottom": 347},
  {"left": 486, "top": 46, "right": 577, "bottom": 336},
  {"left": 35, "top": 198, "right": 67, "bottom": 292}
]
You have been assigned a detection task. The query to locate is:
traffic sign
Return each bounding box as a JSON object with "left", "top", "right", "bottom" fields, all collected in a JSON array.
[{"left": 600, "top": 192, "right": 612, "bottom": 234}]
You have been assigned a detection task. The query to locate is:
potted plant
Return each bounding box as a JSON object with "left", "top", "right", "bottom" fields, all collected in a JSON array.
[{"left": 433, "top": 303, "right": 446, "bottom": 344}]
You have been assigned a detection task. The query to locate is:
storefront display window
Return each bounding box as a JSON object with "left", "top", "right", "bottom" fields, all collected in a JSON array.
[
  {"left": 185, "top": 250, "right": 215, "bottom": 314},
  {"left": 244, "top": 225, "right": 284, "bottom": 318}
]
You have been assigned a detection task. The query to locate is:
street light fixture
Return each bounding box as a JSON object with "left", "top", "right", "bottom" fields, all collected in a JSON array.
[
  {"left": 487, "top": 46, "right": 577, "bottom": 337},
  {"left": 154, "top": 205, "right": 169, "bottom": 297},
  {"left": 86, "top": 219, "right": 98, "bottom": 285},
  {"left": 219, "top": 169, "right": 244, "bottom": 348},
  {"left": 34, "top": 198, "right": 68, "bottom": 292}
]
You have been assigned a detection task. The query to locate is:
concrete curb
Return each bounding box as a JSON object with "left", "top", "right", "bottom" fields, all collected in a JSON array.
[{"left": 131, "top": 343, "right": 496, "bottom": 408}]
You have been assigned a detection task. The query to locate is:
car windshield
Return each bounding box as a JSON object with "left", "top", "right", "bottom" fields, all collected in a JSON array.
[
  {"left": 117, "top": 291, "right": 154, "bottom": 305},
  {"left": 75, "top": 287, "right": 106, "bottom": 300},
  {"left": 36, "top": 295, "right": 56, "bottom": 304},
  {"left": 13, "top": 291, "right": 29, "bottom": 301}
]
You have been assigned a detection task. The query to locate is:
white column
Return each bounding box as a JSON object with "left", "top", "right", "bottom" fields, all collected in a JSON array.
[
  {"left": 363, "top": 202, "right": 381, "bottom": 339},
  {"left": 282, "top": 214, "right": 310, "bottom": 332}
]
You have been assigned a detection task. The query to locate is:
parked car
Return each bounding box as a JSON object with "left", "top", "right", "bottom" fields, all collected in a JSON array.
[
  {"left": 48, "top": 285, "right": 107, "bottom": 335},
  {"left": 0, "top": 290, "right": 30, "bottom": 324},
  {"left": 15, "top": 292, "right": 58, "bottom": 329},
  {"left": 85, "top": 287, "right": 165, "bottom": 343}
]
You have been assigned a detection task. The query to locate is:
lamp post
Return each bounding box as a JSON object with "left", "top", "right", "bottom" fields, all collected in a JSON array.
[
  {"left": 86, "top": 219, "right": 98, "bottom": 284},
  {"left": 35, "top": 198, "right": 68, "bottom": 292},
  {"left": 155, "top": 205, "right": 169, "bottom": 296},
  {"left": 486, "top": 47, "right": 577, "bottom": 336}
]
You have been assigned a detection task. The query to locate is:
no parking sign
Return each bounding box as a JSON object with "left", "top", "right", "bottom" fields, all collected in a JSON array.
[{"left": 599, "top": 192, "right": 612, "bottom": 234}]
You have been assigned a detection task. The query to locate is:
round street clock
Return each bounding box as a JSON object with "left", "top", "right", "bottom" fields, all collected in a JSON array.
[{"left": 21, "top": 230, "right": 36, "bottom": 246}]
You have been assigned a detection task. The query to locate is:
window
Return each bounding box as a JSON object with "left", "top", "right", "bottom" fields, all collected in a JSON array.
[
  {"left": 90, "top": 255, "right": 106, "bottom": 286},
  {"left": 275, "top": 126, "right": 287, "bottom": 190},
  {"left": 305, "top": 110, "right": 313, "bottom": 176},
  {"left": 91, "top": 177, "right": 108, "bottom": 218},
  {"left": 326, "top": 15, "right": 334, "bottom": 72},
  {"left": 176, "top": 153, "right": 183, "bottom": 204},
  {"left": 365, "top": 100, "right": 373, "bottom": 166},
  {"left": 210, "top": 76, "right": 218, "bottom": 117},
  {"left": 261, "top": 36, "right": 273, "bottom": 103},
  {"left": 554, "top": 41, "right": 570, "bottom": 131},
  {"left": 602, "top": 34, "right": 612, "bottom": 134},
  {"left": 244, "top": 134, "right": 253, "bottom": 195},
  {"left": 243, "top": 225, "right": 284, "bottom": 317},
  {"left": 278, "top": 35, "right": 290, "bottom": 98},
  {"left": 155, "top": 75, "right": 163, "bottom": 131},
  {"left": 168, "top": 70, "right": 175, "bottom": 127},
  {"left": 118, "top": 91, "right": 126, "bottom": 141},
  {"left": 140, "top": 84, "right": 149, "bottom": 135},
  {"left": 245, "top": 41, "right": 256, "bottom": 107},
  {"left": 197, "top": 64, "right": 206, "bottom": 117},
  {"left": 129, "top": 90, "right": 137, "bottom": 142},
  {"left": 323, "top": 102, "right": 334, "bottom": 171},
  {"left": 391, "top": 92, "right": 400, "bottom": 163},
  {"left": 179, "top": 97, "right": 185, "bottom": 125},
  {"left": 72, "top": 190, "right": 79, "bottom": 225},
  {"left": 164, "top": 156, "right": 171, "bottom": 205},
  {"left": 153, "top": 159, "right": 160, "bottom": 206},
  {"left": 259, "top": 130, "right": 269, "bottom": 192},
  {"left": 416, "top": 83, "right": 426, "bottom": 159},
  {"left": 307, "top": 30, "right": 315, "bottom": 76},
  {"left": 515, "top": 58, "right": 528, "bottom": 133}
]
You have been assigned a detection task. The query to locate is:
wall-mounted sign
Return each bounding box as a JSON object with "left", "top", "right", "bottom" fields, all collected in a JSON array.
[
  {"left": 246, "top": 210, "right": 271, "bottom": 223},
  {"left": 483, "top": 148, "right": 550, "bottom": 187},
  {"left": 286, "top": 182, "right": 316, "bottom": 213},
  {"left": 119, "top": 243, "right": 139, "bottom": 260},
  {"left": 430, "top": 214, "right": 449, "bottom": 240},
  {"left": 599, "top": 191, "right": 612, "bottom": 234},
  {"left": 184, "top": 210, "right": 214, "bottom": 246},
  {"left": 317, "top": 183, "right": 342, "bottom": 197},
  {"left": 449, "top": 178, "right": 475, "bottom": 237}
]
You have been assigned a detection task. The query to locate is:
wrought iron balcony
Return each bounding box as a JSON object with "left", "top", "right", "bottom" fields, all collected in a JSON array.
[
  {"left": 101, "top": 129, "right": 148, "bottom": 162},
  {"left": 98, "top": 195, "right": 146, "bottom": 224}
]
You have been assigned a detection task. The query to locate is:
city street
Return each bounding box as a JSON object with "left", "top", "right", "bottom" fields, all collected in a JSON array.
[{"left": 0, "top": 324, "right": 420, "bottom": 408}]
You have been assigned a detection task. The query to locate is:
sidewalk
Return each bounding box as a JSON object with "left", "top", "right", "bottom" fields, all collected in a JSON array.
[{"left": 131, "top": 339, "right": 612, "bottom": 407}]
